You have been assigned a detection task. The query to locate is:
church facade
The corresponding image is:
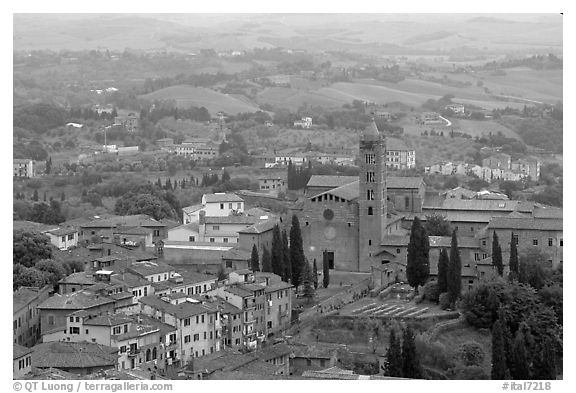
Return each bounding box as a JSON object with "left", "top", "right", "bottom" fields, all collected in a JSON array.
[{"left": 298, "top": 122, "right": 424, "bottom": 274}]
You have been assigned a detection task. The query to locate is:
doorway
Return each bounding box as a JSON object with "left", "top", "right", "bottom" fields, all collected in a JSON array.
[{"left": 323, "top": 250, "right": 335, "bottom": 269}]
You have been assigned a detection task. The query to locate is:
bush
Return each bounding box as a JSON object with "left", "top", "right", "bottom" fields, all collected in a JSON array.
[
  {"left": 415, "top": 335, "right": 455, "bottom": 371},
  {"left": 439, "top": 292, "right": 451, "bottom": 310},
  {"left": 423, "top": 282, "right": 440, "bottom": 303},
  {"left": 456, "top": 342, "right": 485, "bottom": 367},
  {"left": 447, "top": 365, "right": 489, "bottom": 380}
]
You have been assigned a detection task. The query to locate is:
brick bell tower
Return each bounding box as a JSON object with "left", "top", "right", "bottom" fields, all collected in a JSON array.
[{"left": 358, "top": 119, "right": 387, "bottom": 272}]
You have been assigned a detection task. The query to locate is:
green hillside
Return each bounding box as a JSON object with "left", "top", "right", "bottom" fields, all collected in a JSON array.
[{"left": 139, "top": 85, "right": 261, "bottom": 115}]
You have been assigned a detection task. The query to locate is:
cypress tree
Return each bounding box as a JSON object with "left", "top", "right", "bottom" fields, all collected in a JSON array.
[
  {"left": 290, "top": 215, "right": 305, "bottom": 290},
  {"left": 509, "top": 232, "right": 519, "bottom": 280},
  {"left": 312, "top": 259, "right": 318, "bottom": 290},
  {"left": 532, "top": 338, "right": 557, "bottom": 380},
  {"left": 43, "top": 191, "right": 47, "bottom": 202},
  {"left": 323, "top": 252, "right": 330, "bottom": 288},
  {"left": 401, "top": 325, "right": 422, "bottom": 379},
  {"left": 271, "top": 225, "right": 283, "bottom": 276},
  {"left": 287, "top": 160, "right": 294, "bottom": 190},
  {"left": 250, "top": 244, "right": 260, "bottom": 272},
  {"left": 262, "top": 246, "right": 272, "bottom": 273},
  {"left": 437, "top": 248, "right": 449, "bottom": 294},
  {"left": 491, "top": 318, "right": 509, "bottom": 379},
  {"left": 406, "top": 217, "right": 430, "bottom": 293},
  {"left": 492, "top": 231, "right": 504, "bottom": 276},
  {"left": 447, "top": 229, "right": 462, "bottom": 305},
  {"left": 510, "top": 329, "right": 531, "bottom": 380},
  {"left": 282, "top": 230, "right": 291, "bottom": 283},
  {"left": 60, "top": 191, "right": 65, "bottom": 201},
  {"left": 32, "top": 189, "right": 39, "bottom": 201},
  {"left": 384, "top": 328, "right": 403, "bottom": 377},
  {"left": 301, "top": 260, "right": 315, "bottom": 303},
  {"left": 46, "top": 157, "right": 52, "bottom": 174}
]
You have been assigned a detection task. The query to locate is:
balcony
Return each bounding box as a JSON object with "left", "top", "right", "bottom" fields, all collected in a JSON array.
[{"left": 127, "top": 349, "right": 140, "bottom": 357}]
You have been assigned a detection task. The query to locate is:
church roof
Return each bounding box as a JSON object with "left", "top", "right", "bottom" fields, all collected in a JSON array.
[
  {"left": 306, "top": 175, "right": 357, "bottom": 189},
  {"left": 387, "top": 177, "right": 424, "bottom": 189}
]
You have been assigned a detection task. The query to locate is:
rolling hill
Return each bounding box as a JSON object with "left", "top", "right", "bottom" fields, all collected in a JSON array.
[{"left": 139, "top": 85, "right": 261, "bottom": 115}]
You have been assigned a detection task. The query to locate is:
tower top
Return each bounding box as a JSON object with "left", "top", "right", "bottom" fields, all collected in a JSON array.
[{"left": 361, "top": 119, "right": 380, "bottom": 140}]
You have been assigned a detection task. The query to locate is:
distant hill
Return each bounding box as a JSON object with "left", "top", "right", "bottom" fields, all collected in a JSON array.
[{"left": 139, "top": 85, "right": 261, "bottom": 115}]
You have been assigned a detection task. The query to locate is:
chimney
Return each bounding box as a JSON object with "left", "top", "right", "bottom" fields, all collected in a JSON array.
[{"left": 199, "top": 211, "right": 206, "bottom": 225}]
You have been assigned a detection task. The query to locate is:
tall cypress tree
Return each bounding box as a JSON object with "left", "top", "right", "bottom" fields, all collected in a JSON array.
[
  {"left": 271, "top": 224, "right": 283, "bottom": 276},
  {"left": 262, "top": 246, "right": 272, "bottom": 273},
  {"left": 281, "top": 230, "right": 291, "bottom": 283},
  {"left": 491, "top": 318, "right": 509, "bottom": 379},
  {"left": 509, "top": 232, "right": 519, "bottom": 280},
  {"left": 287, "top": 160, "right": 294, "bottom": 190},
  {"left": 510, "top": 329, "right": 531, "bottom": 380},
  {"left": 401, "top": 325, "right": 422, "bottom": 379},
  {"left": 312, "top": 259, "right": 319, "bottom": 290},
  {"left": 290, "top": 215, "right": 305, "bottom": 290},
  {"left": 384, "top": 328, "right": 403, "bottom": 377},
  {"left": 250, "top": 244, "right": 260, "bottom": 272},
  {"left": 437, "top": 248, "right": 449, "bottom": 294},
  {"left": 406, "top": 217, "right": 430, "bottom": 293},
  {"left": 532, "top": 337, "right": 557, "bottom": 380},
  {"left": 301, "top": 260, "right": 315, "bottom": 303},
  {"left": 32, "top": 189, "right": 39, "bottom": 202},
  {"left": 492, "top": 231, "right": 504, "bottom": 276},
  {"left": 447, "top": 229, "right": 462, "bottom": 305}
]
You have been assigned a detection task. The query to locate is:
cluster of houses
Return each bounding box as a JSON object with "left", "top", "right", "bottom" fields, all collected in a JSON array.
[
  {"left": 425, "top": 153, "right": 541, "bottom": 182},
  {"left": 13, "top": 192, "right": 308, "bottom": 378},
  {"left": 157, "top": 137, "right": 220, "bottom": 161},
  {"left": 252, "top": 137, "right": 415, "bottom": 171}
]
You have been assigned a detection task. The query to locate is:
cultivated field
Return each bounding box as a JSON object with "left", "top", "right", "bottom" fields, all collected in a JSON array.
[{"left": 139, "top": 85, "right": 261, "bottom": 114}]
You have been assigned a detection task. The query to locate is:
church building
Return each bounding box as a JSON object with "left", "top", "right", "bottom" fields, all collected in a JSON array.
[{"left": 297, "top": 121, "right": 425, "bottom": 275}]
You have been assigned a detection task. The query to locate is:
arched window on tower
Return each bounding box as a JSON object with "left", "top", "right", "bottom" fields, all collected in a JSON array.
[
  {"left": 367, "top": 189, "right": 374, "bottom": 200},
  {"left": 368, "top": 207, "right": 373, "bottom": 215}
]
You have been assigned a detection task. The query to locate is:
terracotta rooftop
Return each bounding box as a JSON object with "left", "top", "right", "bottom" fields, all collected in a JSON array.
[{"left": 32, "top": 341, "right": 118, "bottom": 369}]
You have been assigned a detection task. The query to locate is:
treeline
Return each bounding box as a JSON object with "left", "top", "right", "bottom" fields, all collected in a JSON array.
[
  {"left": 13, "top": 230, "right": 85, "bottom": 291},
  {"left": 250, "top": 216, "right": 310, "bottom": 293},
  {"left": 140, "top": 102, "right": 211, "bottom": 124},
  {"left": 483, "top": 54, "right": 562, "bottom": 70},
  {"left": 139, "top": 72, "right": 236, "bottom": 95}
]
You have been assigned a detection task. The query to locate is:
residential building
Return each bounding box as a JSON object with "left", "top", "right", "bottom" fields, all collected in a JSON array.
[
  {"left": 482, "top": 153, "right": 512, "bottom": 170},
  {"left": 445, "top": 103, "right": 465, "bottom": 114},
  {"left": 385, "top": 138, "right": 416, "bottom": 170},
  {"left": 114, "top": 112, "right": 139, "bottom": 133},
  {"left": 13, "top": 344, "right": 34, "bottom": 378},
  {"left": 138, "top": 295, "right": 222, "bottom": 365},
  {"left": 419, "top": 112, "right": 441, "bottom": 124},
  {"left": 13, "top": 159, "right": 35, "bottom": 177},
  {"left": 290, "top": 343, "right": 339, "bottom": 375},
  {"left": 151, "top": 270, "right": 218, "bottom": 297},
  {"left": 41, "top": 311, "right": 176, "bottom": 371},
  {"left": 293, "top": 117, "right": 312, "bottom": 129},
  {"left": 45, "top": 227, "right": 79, "bottom": 250},
  {"left": 482, "top": 216, "right": 563, "bottom": 268},
  {"left": 13, "top": 286, "right": 52, "bottom": 347},
  {"left": 258, "top": 177, "right": 286, "bottom": 195},
  {"left": 255, "top": 273, "right": 293, "bottom": 337},
  {"left": 31, "top": 341, "right": 118, "bottom": 376},
  {"left": 511, "top": 157, "right": 541, "bottom": 180},
  {"left": 37, "top": 288, "right": 123, "bottom": 336}
]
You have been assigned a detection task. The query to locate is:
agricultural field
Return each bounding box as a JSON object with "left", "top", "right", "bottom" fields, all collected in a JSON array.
[
  {"left": 139, "top": 85, "right": 262, "bottom": 114},
  {"left": 241, "top": 126, "right": 358, "bottom": 151},
  {"left": 404, "top": 134, "right": 481, "bottom": 167}
]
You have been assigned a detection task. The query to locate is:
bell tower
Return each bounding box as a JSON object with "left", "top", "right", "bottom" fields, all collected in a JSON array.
[{"left": 358, "top": 120, "right": 387, "bottom": 272}]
